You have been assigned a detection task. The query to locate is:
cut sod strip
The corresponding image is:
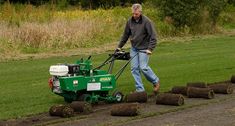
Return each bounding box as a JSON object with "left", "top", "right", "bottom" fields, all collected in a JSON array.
[
  {"left": 231, "top": 75, "right": 235, "bottom": 83},
  {"left": 187, "top": 87, "right": 215, "bottom": 99},
  {"left": 171, "top": 86, "right": 188, "bottom": 96},
  {"left": 156, "top": 93, "right": 184, "bottom": 106},
  {"left": 208, "top": 83, "right": 233, "bottom": 94},
  {"left": 111, "top": 103, "right": 140, "bottom": 116},
  {"left": 70, "top": 101, "right": 93, "bottom": 114},
  {"left": 125, "top": 91, "right": 148, "bottom": 103},
  {"left": 187, "top": 82, "right": 207, "bottom": 88},
  {"left": 49, "top": 104, "right": 74, "bottom": 118}
]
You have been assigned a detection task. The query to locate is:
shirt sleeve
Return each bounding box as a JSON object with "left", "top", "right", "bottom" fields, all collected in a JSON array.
[
  {"left": 146, "top": 21, "right": 157, "bottom": 51},
  {"left": 118, "top": 21, "right": 131, "bottom": 48}
]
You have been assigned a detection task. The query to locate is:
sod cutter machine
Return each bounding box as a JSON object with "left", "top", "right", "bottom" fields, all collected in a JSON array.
[{"left": 48, "top": 50, "right": 133, "bottom": 103}]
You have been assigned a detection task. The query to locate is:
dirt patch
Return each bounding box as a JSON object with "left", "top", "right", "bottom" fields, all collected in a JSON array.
[{"left": 1, "top": 82, "right": 235, "bottom": 126}]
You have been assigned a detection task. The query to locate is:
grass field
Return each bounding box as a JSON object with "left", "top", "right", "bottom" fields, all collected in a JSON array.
[{"left": 0, "top": 36, "right": 235, "bottom": 120}]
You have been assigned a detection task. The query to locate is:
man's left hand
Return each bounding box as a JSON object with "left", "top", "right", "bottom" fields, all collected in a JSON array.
[{"left": 146, "top": 50, "right": 152, "bottom": 55}]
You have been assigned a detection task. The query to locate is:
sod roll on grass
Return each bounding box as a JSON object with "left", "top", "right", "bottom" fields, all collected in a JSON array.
[
  {"left": 171, "top": 86, "right": 188, "bottom": 95},
  {"left": 70, "top": 101, "right": 92, "bottom": 114},
  {"left": 231, "top": 75, "right": 235, "bottom": 83},
  {"left": 111, "top": 103, "right": 140, "bottom": 116},
  {"left": 125, "top": 91, "right": 148, "bottom": 103},
  {"left": 187, "top": 87, "right": 215, "bottom": 99},
  {"left": 156, "top": 93, "right": 184, "bottom": 106},
  {"left": 208, "top": 83, "right": 233, "bottom": 94},
  {"left": 49, "top": 104, "right": 74, "bottom": 118},
  {"left": 187, "top": 82, "right": 207, "bottom": 88}
]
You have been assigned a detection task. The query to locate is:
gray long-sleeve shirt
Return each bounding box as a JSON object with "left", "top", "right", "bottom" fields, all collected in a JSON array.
[{"left": 118, "top": 15, "right": 157, "bottom": 51}]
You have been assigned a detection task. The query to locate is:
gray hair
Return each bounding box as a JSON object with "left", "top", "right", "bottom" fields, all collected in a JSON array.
[{"left": 132, "top": 3, "right": 142, "bottom": 12}]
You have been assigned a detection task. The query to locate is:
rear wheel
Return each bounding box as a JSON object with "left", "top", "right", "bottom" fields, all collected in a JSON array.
[
  {"left": 64, "top": 97, "right": 73, "bottom": 103},
  {"left": 78, "top": 94, "right": 92, "bottom": 103},
  {"left": 112, "top": 91, "right": 124, "bottom": 103}
]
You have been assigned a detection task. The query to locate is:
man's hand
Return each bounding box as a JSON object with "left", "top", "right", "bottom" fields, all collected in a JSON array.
[
  {"left": 115, "top": 48, "right": 121, "bottom": 53},
  {"left": 146, "top": 50, "right": 152, "bottom": 55}
]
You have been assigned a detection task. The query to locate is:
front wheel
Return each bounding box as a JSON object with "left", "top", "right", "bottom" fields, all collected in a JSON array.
[{"left": 112, "top": 91, "right": 124, "bottom": 103}]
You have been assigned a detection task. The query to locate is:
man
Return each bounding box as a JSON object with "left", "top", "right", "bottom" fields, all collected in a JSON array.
[{"left": 116, "top": 3, "right": 160, "bottom": 93}]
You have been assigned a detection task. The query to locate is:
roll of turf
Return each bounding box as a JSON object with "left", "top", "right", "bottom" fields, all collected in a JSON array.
[
  {"left": 187, "top": 82, "right": 207, "bottom": 88},
  {"left": 208, "top": 83, "right": 233, "bottom": 94},
  {"left": 49, "top": 104, "right": 74, "bottom": 118},
  {"left": 187, "top": 87, "right": 214, "bottom": 99},
  {"left": 231, "top": 75, "right": 235, "bottom": 83},
  {"left": 70, "top": 101, "right": 92, "bottom": 114},
  {"left": 156, "top": 93, "right": 184, "bottom": 106},
  {"left": 111, "top": 103, "right": 140, "bottom": 116},
  {"left": 171, "top": 86, "right": 188, "bottom": 95},
  {"left": 126, "top": 91, "right": 148, "bottom": 103}
]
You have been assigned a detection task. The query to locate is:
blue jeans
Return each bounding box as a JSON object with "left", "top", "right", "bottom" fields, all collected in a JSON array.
[{"left": 130, "top": 47, "right": 159, "bottom": 92}]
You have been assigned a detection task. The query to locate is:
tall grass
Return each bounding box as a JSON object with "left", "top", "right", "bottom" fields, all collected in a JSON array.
[{"left": 0, "top": 4, "right": 131, "bottom": 57}]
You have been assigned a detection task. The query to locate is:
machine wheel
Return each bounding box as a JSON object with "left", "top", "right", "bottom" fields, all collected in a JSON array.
[
  {"left": 78, "top": 94, "right": 92, "bottom": 103},
  {"left": 64, "top": 97, "right": 73, "bottom": 103},
  {"left": 112, "top": 90, "right": 124, "bottom": 103}
]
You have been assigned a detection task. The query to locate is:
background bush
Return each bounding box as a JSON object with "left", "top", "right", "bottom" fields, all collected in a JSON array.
[{"left": 155, "top": 0, "right": 233, "bottom": 33}]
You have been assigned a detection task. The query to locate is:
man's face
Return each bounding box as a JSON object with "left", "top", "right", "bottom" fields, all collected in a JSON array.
[{"left": 132, "top": 10, "right": 141, "bottom": 20}]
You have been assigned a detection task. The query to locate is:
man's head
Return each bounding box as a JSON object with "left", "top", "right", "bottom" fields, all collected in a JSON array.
[{"left": 132, "top": 3, "right": 142, "bottom": 20}]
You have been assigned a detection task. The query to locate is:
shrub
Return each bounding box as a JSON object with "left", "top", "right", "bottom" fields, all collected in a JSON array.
[
  {"left": 156, "top": 0, "right": 204, "bottom": 29},
  {"left": 156, "top": 0, "right": 229, "bottom": 33},
  {"left": 207, "top": 0, "right": 227, "bottom": 29}
]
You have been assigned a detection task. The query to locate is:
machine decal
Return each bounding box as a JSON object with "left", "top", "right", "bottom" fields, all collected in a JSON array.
[{"left": 87, "top": 83, "right": 101, "bottom": 91}]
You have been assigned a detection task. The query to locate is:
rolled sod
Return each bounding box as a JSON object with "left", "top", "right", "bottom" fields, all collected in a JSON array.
[
  {"left": 231, "top": 75, "right": 235, "bottom": 83},
  {"left": 156, "top": 93, "right": 184, "bottom": 106},
  {"left": 126, "top": 91, "right": 148, "bottom": 103},
  {"left": 70, "top": 101, "right": 92, "bottom": 114},
  {"left": 187, "top": 82, "right": 207, "bottom": 88},
  {"left": 171, "top": 86, "right": 188, "bottom": 95},
  {"left": 208, "top": 83, "right": 233, "bottom": 94},
  {"left": 49, "top": 104, "right": 74, "bottom": 118},
  {"left": 111, "top": 103, "right": 140, "bottom": 116},
  {"left": 187, "top": 87, "right": 214, "bottom": 99}
]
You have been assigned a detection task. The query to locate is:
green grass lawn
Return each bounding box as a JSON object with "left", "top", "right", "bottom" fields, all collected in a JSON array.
[{"left": 0, "top": 36, "right": 235, "bottom": 120}]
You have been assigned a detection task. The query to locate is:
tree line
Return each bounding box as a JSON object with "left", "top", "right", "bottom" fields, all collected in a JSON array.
[{"left": 0, "top": 0, "right": 145, "bottom": 8}]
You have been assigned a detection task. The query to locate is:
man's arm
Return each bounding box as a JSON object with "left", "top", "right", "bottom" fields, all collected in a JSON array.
[
  {"left": 118, "top": 21, "right": 131, "bottom": 49},
  {"left": 146, "top": 21, "right": 157, "bottom": 52}
]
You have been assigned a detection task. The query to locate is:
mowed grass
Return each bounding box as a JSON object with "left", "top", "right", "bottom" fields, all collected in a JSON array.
[{"left": 0, "top": 36, "right": 235, "bottom": 120}]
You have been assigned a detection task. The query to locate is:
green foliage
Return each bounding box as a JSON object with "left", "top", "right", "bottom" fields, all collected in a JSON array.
[
  {"left": 156, "top": 0, "right": 230, "bottom": 33},
  {"left": 3, "top": 0, "right": 145, "bottom": 8},
  {"left": 157, "top": 0, "right": 204, "bottom": 28},
  {"left": 218, "top": 5, "right": 235, "bottom": 29},
  {"left": 0, "top": 0, "right": 4, "bottom": 4},
  {"left": 207, "top": 0, "right": 227, "bottom": 28},
  {"left": 56, "top": 0, "right": 69, "bottom": 9},
  {"left": 228, "top": 0, "right": 235, "bottom": 5}
]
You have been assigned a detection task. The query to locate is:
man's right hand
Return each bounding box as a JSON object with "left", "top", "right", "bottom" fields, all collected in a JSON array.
[{"left": 115, "top": 48, "right": 121, "bottom": 53}]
